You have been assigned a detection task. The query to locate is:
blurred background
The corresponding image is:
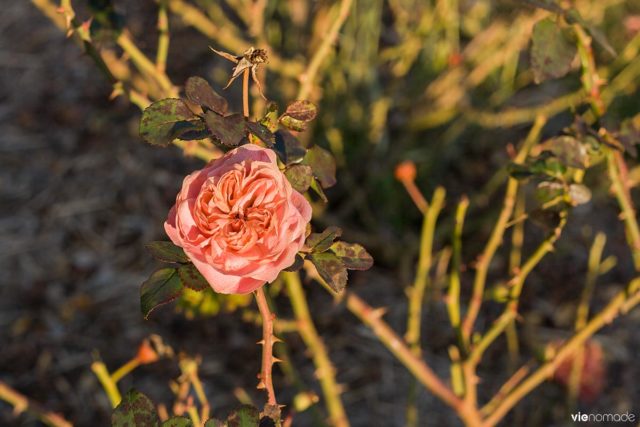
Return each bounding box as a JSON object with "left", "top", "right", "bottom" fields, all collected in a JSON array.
[{"left": 2, "top": 0, "right": 640, "bottom": 425}]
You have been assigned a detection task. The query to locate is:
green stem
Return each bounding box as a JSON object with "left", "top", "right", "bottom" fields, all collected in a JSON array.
[
  {"left": 156, "top": 0, "right": 170, "bottom": 74},
  {"left": 607, "top": 151, "right": 640, "bottom": 270},
  {"left": 483, "top": 278, "right": 640, "bottom": 427},
  {"left": 283, "top": 272, "right": 349, "bottom": 427},
  {"left": 91, "top": 361, "right": 122, "bottom": 408}
]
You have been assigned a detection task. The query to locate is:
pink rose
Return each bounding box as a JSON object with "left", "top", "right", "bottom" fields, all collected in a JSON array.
[{"left": 165, "top": 144, "right": 312, "bottom": 294}]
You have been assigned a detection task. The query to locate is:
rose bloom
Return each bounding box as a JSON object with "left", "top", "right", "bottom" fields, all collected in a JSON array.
[{"left": 165, "top": 144, "right": 312, "bottom": 294}]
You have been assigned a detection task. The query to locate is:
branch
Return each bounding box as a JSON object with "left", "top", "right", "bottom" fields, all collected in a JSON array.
[
  {"left": 297, "top": 0, "right": 354, "bottom": 100},
  {"left": 345, "top": 292, "right": 483, "bottom": 427},
  {"left": 254, "top": 287, "right": 278, "bottom": 406},
  {"left": 0, "top": 381, "right": 72, "bottom": 427},
  {"left": 283, "top": 272, "right": 349, "bottom": 427},
  {"left": 483, "top": 278, "right": 640, "bottom": 427}
]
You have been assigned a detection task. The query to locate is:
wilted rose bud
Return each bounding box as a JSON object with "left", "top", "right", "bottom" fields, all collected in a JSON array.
[
  {"left": 136, "top": 339, "right": 160, "bottom": 364},
  {"left": 394, "top": 160, "right": 417, "bottom": 182}
]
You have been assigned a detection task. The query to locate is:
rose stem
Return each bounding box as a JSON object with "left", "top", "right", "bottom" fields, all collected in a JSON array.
[
  {"left": 254, "top": 287, "right": 278, "bottom": 406},
  {"left": 242, "top": 68, "right": 250, "bottom": 118}
]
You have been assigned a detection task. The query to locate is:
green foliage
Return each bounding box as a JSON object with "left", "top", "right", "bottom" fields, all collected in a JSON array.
[
  {"left": 140, "top": 268, "right": 184, "bottom": 319},
  {"left": 329, "top": 242, "right": 374, "bottom": 270},
  {"left": 530, "top": 17, "right": 576, "bottom": 84},
  {"left": 162, "top": 417, "right": 193, "bottom": 427},
  {"left": 302, "top": 145, "right": 337, "bottom": 188},
  {"left": 112, "top": 389, "right": 159, "bottom": 427},
  {"left": 146, "top": 241, "right": 190, "bottom": 264},
  {"left": 308, "top": 252, "right": 348, "bottom": 293},
  {"left": 226, "top": 405, "right": 260, "bottom": 427},
  {"left": 140, "top": 99, "right": 206, "bottom": 146},
  {"left": 306, "top": 226, "right": 342, "bottom": 252},
  {"left": 177, "top": 264, "right": 209, "bottom": 291},
  {"left": 284, "top": 164, "right": 313, "bottom": 192}
]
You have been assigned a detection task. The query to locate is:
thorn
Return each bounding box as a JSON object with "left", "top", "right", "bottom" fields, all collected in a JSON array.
[
  {"left": 256, "top": 340, "right": 265, "bottom": 345},
  {"left": 272, "top": 357, "right": 283, "bottom": 364},
  {"left": 256, "top": 380, "right": 266, "bottom": 390},
  {"left": 371, "top": 307, "right": 387, "bottom": 319},
  {"left": 272, "top": 335, "right": 284, "bottom": 344}
]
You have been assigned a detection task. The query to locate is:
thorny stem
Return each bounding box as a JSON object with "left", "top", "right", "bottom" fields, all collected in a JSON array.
[
  {"left": 461, "top": 115, "right": 547, "bottom": 346},
  {"left": 297, "top": 0, "right": 354, "bottom": 99},
  {"left": 568, "top": 232, "right": 607, "bottom": 408},
  {"left": 283, "top": 272, "right": 349, "bottom": 427},
  {"left": 483, "top": 278, "right": 640, "bottom": 427},
  {"left": 607, "top": 151, "right": 640, "bottom": 271},
  {"left": 404, "top": 187, "right": 445, "bottom": 426},
  {"left": 254, "top": 287, "right": 278, "bottom": 406},
  {"left": 0, "top": 381, "right": 72, "bottom": 427},
  {"left": 156, "top": 0, "right": 170, "bottom": 74},
  {"left": 345, "top": 292, "right": 483, "bottom": 427}
]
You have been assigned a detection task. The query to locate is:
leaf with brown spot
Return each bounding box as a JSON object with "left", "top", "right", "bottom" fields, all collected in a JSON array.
[
  {"left": 284, "top": 164, "right": 313, "bottom": 193},
  {"left": 330, "top": 241, "right": 373, "bottom": 270},
  {"left": 112, "top": 389, "right": 159, "bottom": 427},
  {"left": 306, "top": 226, "right": 343, "bottom": 252},
  {"left": 308, "top": 252, "right": 348, "bottom": 293},
  {"left": 205, "top": 112, "right": 247, "bottom": 147},
  {"left": 279, "top": 100, "right": 317, "bottom": 131},
  {"left": 227, "top": 405, "right": 260, "bottom": 427},
  {"left": 140, "top": 99, "right": 204, "bottom": 146},
  {"left": 178, "top": 264, "right": 209, "bottom": 291},
  {"left": 531, "top": 18, "right": 577, "bottom": 83},
  {"left": 185, "top": 76, "right": 228, "bottom": 114}
]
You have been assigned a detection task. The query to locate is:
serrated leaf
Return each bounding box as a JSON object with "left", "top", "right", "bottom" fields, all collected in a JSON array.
[
  {"left": 178, "top": 264, "right": 209, "bottom": 291},
  {"left": 308, "top": 252, "right": 348, "bottom": 293},
  {"left": 185, "top": 76, "right": 228, "bottom": 114},
  {"left": 260, "top": 102, "right": 279, "bottom": 132},
  {"left": 246, "top": 121, "right": 275, "bottom": 146},
  {"left": 162, "top": 416, "right": 194, "bottom": 427},
  {"left": 227, "top": 405, "right": 259, "bottom": 427},
  {"left": 531, "top": 17, "right": 577, "bottom": 83},
  {"left": 568, "top": 183, "right": 592, "bottom": 205},
  {"left": 284, "top": 164, "right": 313, "bottom": 193},
  {"left": 279, "top": 100, "right": 317, "bottom": 131},
  {"left": 141, "top": 268, "right": 183, "bottom": 319},
  {"left": 303, "top": 145, "right": 336, "bottom": 188},
  {"left": 204, "top": 419, "right": 226, "bottom": 427},
  {"left": 112, "top": 389, "right": 159, "bottom": 427},
  {"left": 306, "top": 226, "right": 343, "bottom": 252},
  {"left": 274, "top": 130, "right": 306, "bottom": 164},
  {"left": 205, "top": 112, "right": 247, "bottom": 147},
  {"left": 140, "top": 99, "right": 202, "bottom": 146},
  {"left": 329, "top": 241, "right": 373, "bottom": 270},
  {"left": 547, "top": 136, "right": 589, "bottom": 169},
  {"left": 146, "top": 241, "right": 189, "bottom": 263}
]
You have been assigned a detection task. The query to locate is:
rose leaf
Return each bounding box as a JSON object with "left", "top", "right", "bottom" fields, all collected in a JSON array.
[
  {"left": 178, "top": 264, "right": 209, "bottom": 292},
  {"left": 330, "top": 241, "right": 373, "bottom": 270},
  {"left": 284, "top": 164, "right": 313, "bottom": 193},
  {"left": 303, "top": 145, "right": 336, "bottom": 188},
  {"left": 205, "top": 112, "right": 247, "bottom": 147},
  {"left": 308, "top": 252, "right": 348, "bottom": 293},
  {"left": 145, "top": 241, "right": 189, "bottom": 264},
  {"left": 162, "top": 416, "right": 194, "bottom": 427},
  {"left": 185, "top": 76, "right": 228, "bottom": 114},
  {"left": 531, "top": 17, "right": 577, "bottom": 84},
  {"left": 140, "top": 268, "right": 183, "bottom": 319},
  {"left": 226, "top": 404, "right": 260, "bottom": 427},
  {"left": 112, "top": 389, "right": 159, "bottom": 427},
  {"left": 306, "top": 226, "right": 343, "bottom": 252},
  {"left": 246, "top": 121, "right": 275, "bottom": 146},
  {"left": 140, "top": 98, "right": 204, "bottom": 146},
  {"left": 274, "top": 129, "right": 306, "bottom": 164}
]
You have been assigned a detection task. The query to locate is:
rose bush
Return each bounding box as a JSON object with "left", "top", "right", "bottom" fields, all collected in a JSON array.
[{"left": 165, "top": 144, "right": 312, "bottom": 294}]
